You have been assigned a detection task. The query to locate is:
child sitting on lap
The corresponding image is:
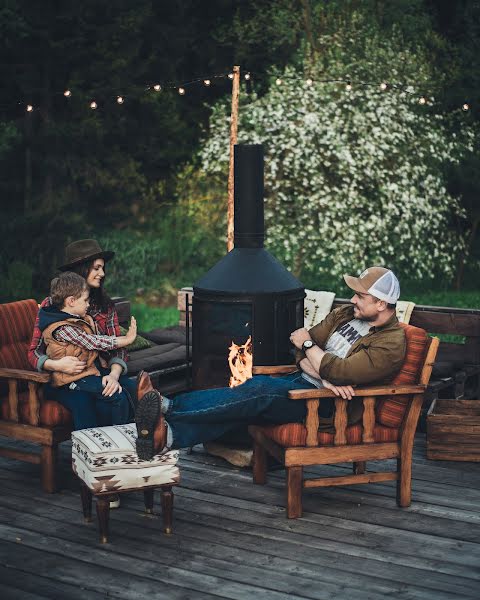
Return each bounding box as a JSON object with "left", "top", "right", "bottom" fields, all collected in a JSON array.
[{"left": 39, "top": 271, "right": 137, "bottom": 430}]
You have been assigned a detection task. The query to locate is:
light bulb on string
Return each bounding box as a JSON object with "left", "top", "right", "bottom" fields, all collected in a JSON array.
[
  {"left": 203, "top": 79, "right": 211, "bottom": 86},
  {"left": 153, "top": 84, "right": 161, "bottom": 92},
  {"left": 117, "top": 96, "right": 124, "bottom": 104},
  {"left": 379, "top": 82, "right": 387, "bottom": 91},
  {"left": 244, "top": 73, "right": 251, "bottom": 81},
  {"left": 26, "top": 104, "right": 33, "bottom": 112},
  {"left": 418, "top": 96, "right": 426, "bottom": 105},
  {"left": 228, "top": 73, "right": 234, "bottom": 80},
  {"left": 178, "top": 87, "right": 185, "bottom": 95},
  {"left": 64, "top": 89, "right": 72, "bottom": 97},
  {"left": 345, "top": 81, "right": 352, "bottom": 92},
  {"left": 90, "top": 100, "right": 97, "bottom": 110},
  {"left": 462, "top": 103, "right": 470, "bottom": 111},
  {"left": 275, "top": 78, "right": 282, "bottom": 85},
  {"left": 306, "top": 78, "right": 313, "bottom": 86}
]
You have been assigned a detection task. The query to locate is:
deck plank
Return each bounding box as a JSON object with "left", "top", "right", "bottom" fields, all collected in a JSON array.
[{"left": 0, "top": 433, "right": 479, "bottom": 599}]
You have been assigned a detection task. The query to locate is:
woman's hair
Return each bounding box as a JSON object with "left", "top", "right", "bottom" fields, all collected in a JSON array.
[
  {"left": 50, "top": 272, "right": 88, "bottom": 309},
  {"left": 70, "top": 259, "right": 113, "bottom": 313}
]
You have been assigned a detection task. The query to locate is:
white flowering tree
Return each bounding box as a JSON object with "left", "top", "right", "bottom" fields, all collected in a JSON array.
[{"left": 200, "top": 29, "right": 474, "bottom": 285}]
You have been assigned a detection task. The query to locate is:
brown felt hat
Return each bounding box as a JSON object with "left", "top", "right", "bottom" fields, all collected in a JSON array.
[{"left": 58, "top": 239, "right": 115, "bottom": 271}]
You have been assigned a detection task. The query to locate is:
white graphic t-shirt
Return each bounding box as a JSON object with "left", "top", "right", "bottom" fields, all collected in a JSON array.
[{"left": 301, "top": 318, "right": 371, "bottom": 388}]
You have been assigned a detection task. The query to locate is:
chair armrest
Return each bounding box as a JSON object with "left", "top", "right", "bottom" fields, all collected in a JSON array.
[
  {"left": 252, "top": 365, "right": 297, "bottom": 375},
  {"left": 0, "top": 367, "right": 50, "bottom": 384},
  {"left": 288, "top": 384, "right": 426, "bottom": 400}
]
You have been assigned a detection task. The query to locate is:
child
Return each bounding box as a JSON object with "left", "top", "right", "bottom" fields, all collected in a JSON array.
[{"left": 39, "top": 271, "right": 137, "bottom": 429}]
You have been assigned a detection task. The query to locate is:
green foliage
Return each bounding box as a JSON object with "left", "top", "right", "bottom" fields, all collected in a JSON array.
[{"left": 0, "top": 260, "right": 33, "bottom": 302}]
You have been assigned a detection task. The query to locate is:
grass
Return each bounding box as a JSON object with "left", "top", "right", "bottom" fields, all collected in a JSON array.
[{"left": 130, "top": 303, "right": 179, "bottom": 332}]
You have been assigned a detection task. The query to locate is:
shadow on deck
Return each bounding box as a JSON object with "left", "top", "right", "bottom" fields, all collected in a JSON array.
[{"left": 0, "top": 434, "right": 479, "bottom": 600}]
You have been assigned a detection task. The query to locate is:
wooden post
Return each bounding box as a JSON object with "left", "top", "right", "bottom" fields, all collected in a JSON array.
[{"left": 227, "top": 65, "right": 240, "bottom": 252}]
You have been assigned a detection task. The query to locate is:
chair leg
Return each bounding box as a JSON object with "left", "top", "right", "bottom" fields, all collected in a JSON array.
[
  {"left": 252, "top": 440, "right": 267, "bottom": 484},
  {"left": 161, "top": 486, "right": 173, "bottom": 534},
  {"left": 41, "top": 444, "right": 58, "bottom": 493},
  {"left": 144, "top": 488, "right": 154, "bottom": 514},
  {"left": 96, "top": 496, "right": 110, "bottom": 543},
  {"left": 286, "top": 466, "right": 303, "bottom": 519},
  {"left": 353, "top": 461, "right": 366, "bottom": 474},
  {"left": 396, "top": 455, "right": 412, "bottom": 507},
  {"left": 80, "top": 484, "right": 93, "bottom": 522}
]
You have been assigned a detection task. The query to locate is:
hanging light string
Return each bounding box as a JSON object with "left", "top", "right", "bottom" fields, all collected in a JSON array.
[{"left": 12, "top": 69, "right": 473, "bottom": 113}]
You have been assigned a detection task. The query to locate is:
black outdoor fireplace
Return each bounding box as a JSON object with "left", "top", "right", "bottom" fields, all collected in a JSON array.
[{"left": 192, "top": 144, "right": 305, "bottom": 390}]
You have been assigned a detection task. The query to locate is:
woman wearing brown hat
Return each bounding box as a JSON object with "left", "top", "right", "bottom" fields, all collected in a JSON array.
[{"left": 28, "top": 239, "right": 137, "bottom": 430}]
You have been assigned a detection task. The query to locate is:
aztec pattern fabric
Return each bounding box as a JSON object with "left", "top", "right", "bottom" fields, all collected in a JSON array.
[
  {"left": 262, "top": 422, "right": 399, "bottom": 447},
  {"left": 72, "top": 423, "right": 180, "bottom": 493},
  {"left": 375, "top": 322, "right": 429, "bottom": 428}
]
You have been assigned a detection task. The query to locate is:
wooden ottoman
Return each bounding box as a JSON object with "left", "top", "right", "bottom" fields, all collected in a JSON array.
[{"left": 71, "top": 424, "right": 180, "bottom": 543}]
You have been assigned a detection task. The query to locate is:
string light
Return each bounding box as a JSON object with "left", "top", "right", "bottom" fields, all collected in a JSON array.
[
  {"left": 306, "top": 78, "right": 313, "bottom": 86},
  {"left": 379, "top": 82, "right": 388, "bottom": 91},
  {"left": 462, "top": 103, "right": 470, "bottom": 111},
  {"left": 26, "top": 104, "right": 33, "bottom": 112},
  {"left": 275, "top": 78, "right": 282, "bottom": 85},
  {"left": 117, "top": 96, "right": 124, "bottom": 104},
  {"left": 178, "top": 87, "right": 185, "bottom": 95},
  {"left": 64, "top": 89, "right": 72, "bottom": 97},
  {"left": 244, "top": 73, "right": 251, "bottom": 80},
  {"left": 90, "top": 100, "right": 97, "bottom": 109},
  {"left": 418, "top": 96, "right": 426, "bottom": 105},
  {"left": 345, "top": 81, "right": 352, "bottom": 91},
  {"left": 228, "top": 73, "right": 234, "bottom": 80},
  {"left": 153, "top": 84, "right": 161, "bottom": 92},
  {"left": 203, "top": 79, "right": 211, "bottom": 86}
]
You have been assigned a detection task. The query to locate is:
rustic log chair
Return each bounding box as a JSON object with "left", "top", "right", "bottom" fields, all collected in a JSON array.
[
  {"left": 249, "top": 323, "right": 439, "bottom": 519},
  {"left": 0, "top": 299, "right": 73, "bottom": 492}
]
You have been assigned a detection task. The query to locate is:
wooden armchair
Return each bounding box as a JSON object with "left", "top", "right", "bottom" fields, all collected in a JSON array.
[
  {"left": 0, "top": 299, "right": 72, "bottom": 492},
  {"left": 249, "top": 324, "right": 439, "bottom": 518}
]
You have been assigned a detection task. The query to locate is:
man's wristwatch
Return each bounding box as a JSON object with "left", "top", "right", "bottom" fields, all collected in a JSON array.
[{"left": 302, "top": 339, "right": 316, "bottom": 351}]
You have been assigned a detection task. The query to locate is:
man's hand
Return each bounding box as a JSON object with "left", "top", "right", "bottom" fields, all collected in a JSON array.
[
  {"left": 45, "top": 356, "right": 86, "bottom": 375},
  {"left": 290, "top": 327, "right": 311, "bottom": 350},
  {"left": 102, "top": 373, "right": 122, "bottom": 397},
  {"left": 322, "top": 379, "right": 355, "bottom": 400}
]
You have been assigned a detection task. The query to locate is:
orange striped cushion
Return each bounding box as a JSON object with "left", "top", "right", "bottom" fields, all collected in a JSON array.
[
  {"left": 0, "top": 393, "right": 72, "bottom": 427},
  {"left": 262, "top": 422, "right": 398, "bottom": 447},
  {"left": 376, "top": 323, "right": 428, "bottom": 428}
]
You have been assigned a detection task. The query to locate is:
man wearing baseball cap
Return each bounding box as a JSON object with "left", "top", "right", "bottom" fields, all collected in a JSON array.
[{"left": 133, "top": 265, "right": 407, "bottom": 458}]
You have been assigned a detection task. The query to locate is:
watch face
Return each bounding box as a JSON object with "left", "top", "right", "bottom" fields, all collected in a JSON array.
[{"left": 303, "top": 340, "right": 314, "bottom": 349}]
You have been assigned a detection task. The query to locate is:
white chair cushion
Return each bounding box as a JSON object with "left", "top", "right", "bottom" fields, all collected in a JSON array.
[{"left": 72, "top": 423, "right": 180, "bottom": 493}]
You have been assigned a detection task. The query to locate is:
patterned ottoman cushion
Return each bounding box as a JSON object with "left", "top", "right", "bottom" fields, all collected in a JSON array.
[{"left": 72, "top": 423, "right": 180, "bottom": 493}]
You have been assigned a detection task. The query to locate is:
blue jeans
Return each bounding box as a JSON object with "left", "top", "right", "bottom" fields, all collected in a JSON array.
[
  {"left": 166, "top": 373, "right": 334, "bottom": 449},
  {"left": 46, "top": 368, "right": 136, "bottom": 430}
]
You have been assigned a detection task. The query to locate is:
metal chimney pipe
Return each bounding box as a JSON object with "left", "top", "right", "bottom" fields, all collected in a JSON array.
[{"left": 233, "top": 144, "right": 265, "bottom": 248}]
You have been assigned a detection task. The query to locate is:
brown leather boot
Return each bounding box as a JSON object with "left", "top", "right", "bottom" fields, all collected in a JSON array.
[
  {"left": 136, "top": 370, "right": 154, "bottom": 402},
  {"left": 135, "top": 390, "right": 167, "bottom": 460}
]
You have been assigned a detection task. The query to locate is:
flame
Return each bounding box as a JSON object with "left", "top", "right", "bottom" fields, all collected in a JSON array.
[{"left": 228, "top": 336, "right": 253, "bottom": 387}]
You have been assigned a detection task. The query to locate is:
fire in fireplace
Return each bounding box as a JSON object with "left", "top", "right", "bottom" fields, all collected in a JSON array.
[{"left": 192, "top": 144, "right": 305, "bottom": 390}]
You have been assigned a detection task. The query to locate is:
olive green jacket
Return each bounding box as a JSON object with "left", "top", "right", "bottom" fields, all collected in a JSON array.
[{"left": 295, "top": 304, "right": 406, "bottom": 424}]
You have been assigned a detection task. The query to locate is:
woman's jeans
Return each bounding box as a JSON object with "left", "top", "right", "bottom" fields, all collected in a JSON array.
[
  {"left": 45, "top": 368, "right": 136, "bottom": 430},
  {"left": 166, "top": 373, "right": 334, "bottom": 449}
]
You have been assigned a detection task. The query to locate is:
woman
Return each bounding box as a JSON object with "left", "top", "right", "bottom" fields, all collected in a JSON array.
[{"left": 29, "top": 239, "right": 137, "bottom": 430}]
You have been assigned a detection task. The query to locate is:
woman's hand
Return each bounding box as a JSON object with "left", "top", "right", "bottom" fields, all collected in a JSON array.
[
  {"left": 322, "top": 379, "right": 355, "bottom": 400},
  {"left": 45, "top": 356, "right": 86, "bottom": 375},
  {"left": 102, "top": 373, "right": 122, "bottom": 397}
]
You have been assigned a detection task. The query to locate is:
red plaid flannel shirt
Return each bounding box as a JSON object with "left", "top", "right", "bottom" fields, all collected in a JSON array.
[{"left": 28, "top": 297, "right": 128, "bottom": 372}]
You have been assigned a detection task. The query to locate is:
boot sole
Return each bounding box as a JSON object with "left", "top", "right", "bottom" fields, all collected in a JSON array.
[{"left": 135, "top": 390, "right": 161, "bottom": 460}]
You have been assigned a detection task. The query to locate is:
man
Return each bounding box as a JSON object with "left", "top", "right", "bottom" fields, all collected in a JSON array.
[{"left": 134, "top": 266, "right": 406, "bottom": 460}]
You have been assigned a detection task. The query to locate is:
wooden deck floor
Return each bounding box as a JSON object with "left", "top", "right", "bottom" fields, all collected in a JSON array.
[{"left": 0, "top": 434, "right": 479, "bottom": 600}]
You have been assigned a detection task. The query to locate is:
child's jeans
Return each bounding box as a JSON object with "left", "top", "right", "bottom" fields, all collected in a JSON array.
[{"left": 46, "top": 368, "right": 136, "bottom": 430}]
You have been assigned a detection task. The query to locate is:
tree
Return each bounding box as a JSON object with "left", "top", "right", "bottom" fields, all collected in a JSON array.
[{"left": 200, "top": 7, "right": 475, "bottom": 286}]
